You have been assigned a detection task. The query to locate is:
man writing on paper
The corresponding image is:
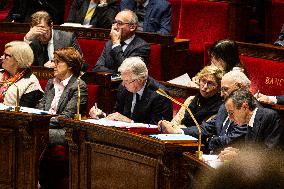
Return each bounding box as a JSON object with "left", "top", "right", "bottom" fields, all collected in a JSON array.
[
  {"left": 218, "top": 89, "right": 284, "bottom": 162},
  {"left": 89, "top": 57, "right": 172, "bottom": 124}
]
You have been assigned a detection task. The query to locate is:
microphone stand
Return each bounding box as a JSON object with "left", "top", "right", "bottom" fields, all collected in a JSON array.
[
  {"left": 14, "top": 84, "right": 21, "bottom": 112},
  {"left": 74, "top": 72, "right": 84, "bottom": 120},
  {"left": 156, "top": 88, "right": 203, "bottom": 160}
]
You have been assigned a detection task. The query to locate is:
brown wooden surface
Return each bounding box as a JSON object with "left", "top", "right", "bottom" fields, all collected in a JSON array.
[
  {"left": 237, "top": 41, "right": 284, "bottom": 61},
  {"left": 59, "top": 117, "right": 201, "bottom": 189},
  {"left": 0, "top": 110, "right": 53, "bottom": 189}
]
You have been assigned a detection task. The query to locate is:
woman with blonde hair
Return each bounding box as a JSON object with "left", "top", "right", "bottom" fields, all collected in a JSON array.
[{"left": 0, "top": 41, "right": 43, "bottom": 107}]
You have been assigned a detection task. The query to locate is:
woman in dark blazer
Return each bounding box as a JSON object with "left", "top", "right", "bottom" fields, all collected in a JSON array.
[{"left": 37, "top": 47, "right": 88, "bottom": 127}]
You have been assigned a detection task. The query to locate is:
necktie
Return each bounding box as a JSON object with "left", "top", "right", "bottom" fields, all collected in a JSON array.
[
  {"left": 121, "top": 41, "right": 126, "bottom": 47},
  {"left": 131, "top": 93, "right": 140, "bottom": 118}
]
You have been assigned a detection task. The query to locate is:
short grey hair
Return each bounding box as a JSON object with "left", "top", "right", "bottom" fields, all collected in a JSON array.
[
  {"left": 118, "top": 57, "right": 148, "bottom": 80},
  {"left": 120, "top": 9, "right": 138, "bottom": 25},
  {"left": 5, "top": 41, "right": 34, "bottom": 68},
  {"left": 222, "top": 70, "right": 251, "bottom": 89},
  {"left": 226, "top": 89, "right": 256, "bottom": 110}
]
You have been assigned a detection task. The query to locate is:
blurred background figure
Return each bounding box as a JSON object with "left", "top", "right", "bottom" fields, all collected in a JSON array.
[
  {"left": 0, "top": 41, "right": 43, "bottom": 107},
  {"left": 67, "top": 0, "right": 118, "bottom": 28},
  {"left": 120, "top": 0, "right": 172, "bottom": 34},
  {"left": 6, "top": 0, "right": 65, "bottom": 24},
  {"left": 194, "top": 147, "right": 284, "bottom": 189}
]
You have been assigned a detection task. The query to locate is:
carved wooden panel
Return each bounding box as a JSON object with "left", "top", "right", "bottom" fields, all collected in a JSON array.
[
  {"left": 86, "top": 143, "right": 159, "bottom": 189},
  {"left": 0, "top": 128, "right": 15, "bottom": 189}
]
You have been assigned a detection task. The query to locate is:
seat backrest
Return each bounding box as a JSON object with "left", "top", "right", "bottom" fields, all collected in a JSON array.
[
  {"left": 177, "top": 0, "right": 229, "bottom": 51},
  {"left": 0, "top": 32, "right": 25, "bottom": 53},
  {"left": 168, "top": 0, "right": 182, "bottom": 36},
  {"left": 77, "top": 38, "right": 107, "bottom": 71},
  {"left": 148, "top": 44, "right": 162, "bottom": 80},
  {"left": 64, "top": 0, "right": 73, "bottom": 22},
  {"left": 0, "top": 0, "right": 14, "bottom": 21},
  {"left": 240, "top": 55, "right": 284, "bottom": 96},
  {"left": 265, "top": 0, "right": 284, "bottom": 43}
]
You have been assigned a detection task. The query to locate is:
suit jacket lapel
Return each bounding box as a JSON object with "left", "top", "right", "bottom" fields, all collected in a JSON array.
[
  {"left": 124, "top": 92, "right": 133, "bottom": 118},
  {"left": 56, "top": 76, "right": 76, "bottom": 113},
  {"left": 123, "top": 36, "right": 137, "bottom": 55}
]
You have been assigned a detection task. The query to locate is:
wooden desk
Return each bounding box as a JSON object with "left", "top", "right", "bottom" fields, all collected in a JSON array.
[
  {"left": 0, "top": 111, "right": 53, "bottom": 189},
  {"left": 59, "top": 118, "right": 200, "bottom": 189}
]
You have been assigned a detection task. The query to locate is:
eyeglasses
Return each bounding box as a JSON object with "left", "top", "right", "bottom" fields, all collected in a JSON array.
[
  {"left": 51, "top": 59, "right": 65, "bottom": 66},
  {"left": 112, "top": 20, "right": 131, "bottom": 26},
  {"left": 122, "top": 79, "right": 137, "bottom": 85},
  {"left": 2, "top": 53, "right": 12, "bottom": 59},
  {"left": 199, "top": 79, "right": 217, "bottom": 89}
]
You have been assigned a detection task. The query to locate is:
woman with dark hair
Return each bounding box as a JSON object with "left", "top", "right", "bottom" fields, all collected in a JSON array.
[
  {"left": 37, "top": 47, "right": 88, "bottom": 189},
  {"left": 37, "top": 47, "right": 88, "bottom": 127},
  {"left": 208, "top": 39, "right": 243, "bottom": 73}
]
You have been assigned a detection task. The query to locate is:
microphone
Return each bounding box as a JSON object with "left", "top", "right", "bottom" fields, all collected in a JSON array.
[
  {"left": 154, "top": 86, "right": 203, "bottom": 159},
  {"left": 14, "top": 84, "right": 21, "bottom": 112},
  {"left": 74, "top": 71, "right": 85, "bottom": 120}
]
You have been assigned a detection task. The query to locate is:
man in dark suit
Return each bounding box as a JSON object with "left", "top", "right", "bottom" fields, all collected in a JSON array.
[
  {"left": 158, "top": 70, "right": 251, "bottom": 152},
  {"left": 93, "top": 9, "right": 150, "bottom": 74},
  {"left": 120, "top": 0, "right": 172, "bottom": 34},
  {"left": 218, "top": 89, "right": 283, "bottom": 161},
  {"left": 24, "top": 11, "right": 82, "bottom": 67},
  {"left": 67, "top": 0, "right": 118, "bottom": 28},
  {"left": 90, "top": 56, "right": 172, "bottom": 124}
]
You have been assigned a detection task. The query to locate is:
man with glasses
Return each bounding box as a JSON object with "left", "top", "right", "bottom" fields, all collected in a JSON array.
[
  {"left": 93, "top": 9, "right": 150, "bottom": 74},
  {"left": 120, "top": 0, "right": 172, "bottom": 34},
  {"left": 159, "top": 70, "right": 250, "bottom": 153},
  {"left": 24, "top": 11, "right": 82, "bottom": 68},
  {"left": 90, "top": 57, "right": 172, "bottom": 124}
]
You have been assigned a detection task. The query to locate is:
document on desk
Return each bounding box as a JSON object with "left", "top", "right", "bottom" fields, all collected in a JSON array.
[
  {"left": 202, "top": 154, "right": 223, "bottom": 169},
  {"left": 83, "top": 118, "right": 158, "bottom": 128},
  {"left": 0, "top": 103, "right": 50, "bottom": 114},
  {"left": 149, "top": 134, "right": 197, "bottom": 143},
  {"left": 167, "top": 73, "right": 191, "bottom": 87}
]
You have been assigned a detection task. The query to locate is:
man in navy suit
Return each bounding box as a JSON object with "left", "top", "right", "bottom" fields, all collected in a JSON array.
[
  {"left": 93, "top": 9, "right": 150, "bottom": 74},
  {"left": 158, "top": 70, "right": 251, "bottom": 153},
  {"left": 90, "top": 57, "right": 172, "bottom": 124},
  {"left": 218, "top": 89, "right": 283, "bottom": 161},
  {"left": 120, "top": 0, "right": 172, "bottom": 34}
]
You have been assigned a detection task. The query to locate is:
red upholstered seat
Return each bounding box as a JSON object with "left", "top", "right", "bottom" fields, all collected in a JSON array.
[
  {"left": 64, "top": 0, "right": 72, "bottom": 22},
  {"left": 0, "top": 32, "right": 25, "bottom": 53},
  {"left": 265, "top": 0, "right": 284, "bottom": 43},
  {"left": 168, "top": 0, "right": 182, "bottom": 36},
  {"left": 177, "top": 0, "right": 229, "bottom": 74},
  {"left": 39, "top": 80, "right": 48, "bottom": 90},
  {"left": 148, "top": 44, "right": 162, "bottom": 80},
  {"left": 240, "top": 56, "right": 284, "bottom": 96},
  {"left": 86, "top": 83, "right": 100, "bottom": 113},
  {"left": 0, "top": 0, "right": 14, "bottom": 21},
  {"left": 77, "top": 39, "right": 107, "bottom": 71}
]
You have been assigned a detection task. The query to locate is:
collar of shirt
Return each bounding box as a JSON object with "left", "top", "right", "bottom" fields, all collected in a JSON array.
[
  {"left": 137, "top": 0, "right": 149, "bottom": 7},
  {"left": 112, "top": 34, "right": 135, "bottom": 50},
  {"left": 136, "top": 79, "right": 146, "bottom": 97},
  {"left": 47, "top": 29, "right": 54, "bottom": 60},
  {"left": 53, "top": 74, "right": 73, "bottom": 88},
  {"left": 248, "top": 108, "right": 258, "bottom": 127}
]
